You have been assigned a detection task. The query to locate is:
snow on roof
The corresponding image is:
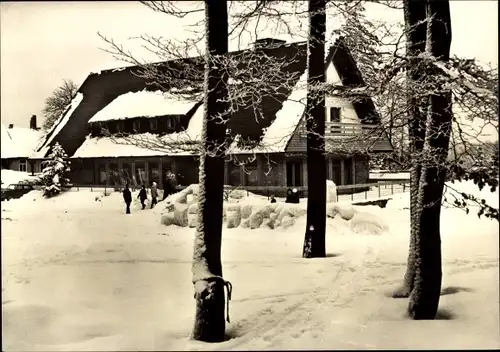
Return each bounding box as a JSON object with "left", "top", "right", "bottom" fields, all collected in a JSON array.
[
  {"left": 1, "top": 126, "right": 45, "bottom": 159},
  {"left": 229, "top": 69, "right": 308, "bottom": 154},
  {"left": 74, "top": 71, "right": 309, "bottom": 158},
  {"left": 34, "top": 93, "right": 84, "bottom": 158},
  {"left": 73, "top": 104, "right": 204, "bottom": 158},
  {"left": 88, "top": 90, "right": 198, "bottom": 123}
]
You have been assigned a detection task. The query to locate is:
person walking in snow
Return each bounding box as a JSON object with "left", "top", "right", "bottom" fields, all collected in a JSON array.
[
  {"left": 151, "top": 181, "right": 159, "bottom": 209},
  {"left": 138, "top": 185, "right": 148, "bottom": 210},
  {"left": 123, "top": 183, "right": 132, "bottom": 214},
  {"left": 270, "top": 195, "right": 277, "bottom": 203}
]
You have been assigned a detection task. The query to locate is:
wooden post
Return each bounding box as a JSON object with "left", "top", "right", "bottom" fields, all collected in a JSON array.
[
  {"left": 145, "top": 161, "right": 150, "bottom": 186},
  {"left": 340, "top": 159, "right": 346, "bottom": 185},
  {"left": 352, "top": 156, "right": 356, "bottom": 186},
  {"left": 105, "top": 161, "right": 110, "bottom": 186},
  {"left": 131, "top": 162, "right": 136, "bottom": 187},
  {"left": 117, "top": 159, "right": 123, "bottom": 185},
  {"left": 282, "top": 157, "right": 287, "bottom": 187},
  {"left": 302, "top": 157, "right": 308, "bottom": 187},
  {"left": 223, "top": 161, "right": 229, "bottom": 185},
  {"left": 159, "top": 157, "right": 164, "bottom": 188},
  {"left": 257, "top": 155, "right": 263, "bottom": 186}
]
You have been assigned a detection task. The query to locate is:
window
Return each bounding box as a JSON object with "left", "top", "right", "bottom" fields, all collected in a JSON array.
[
  {"left": 228, "top": 164, "right": 242, "bottom": 186},
  {"left": 121, "top": 163, "right": 132, "bottom": 185},
  {"left": 244, "top": 163, "right": 259, "bottom": 186},
  {"left": 116, "top": 121, "right": 125, "bottom": 133},
  {"left": 133, "top": 120, "right": 141, "bottom": 132},
  {"left": 149, "top": 162, "right": 160, "bottom": 184},
  {"left": 344, "top": 157, "right": 353, "bottom": 185},
  {"left": 150, "top": 119, "right": 158, "bottom": 131},
  {"left": 109, "top": 163, "right": 120, "bottom": 186},
  {"left": 330, "top": 159, "right": 342, "bottom": 186},
  {"left": 329, "top": 107, "right": 341, "bottom": 122},
  {"left": 19, "top": 160, "right": 27, "bottom": 172},
  {"left": 166, "top": 118, "right": 173, "bottom": 129},
  {"left": 135, "top": 162, "right": 147, "bottom": 186},
  {"left": 98, "top": 164, "right": 107, "bottom": 185}
]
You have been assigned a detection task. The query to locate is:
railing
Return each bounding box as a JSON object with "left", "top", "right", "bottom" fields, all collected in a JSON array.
[
  {"left": 298, "top": 122, "right": 380, "bottom": 137},
  {"left": 325, "top": 122, "right": 379, "bottom": 136},
  {"left": 64, "top": 180, "right": 410, "bottom": 204}
]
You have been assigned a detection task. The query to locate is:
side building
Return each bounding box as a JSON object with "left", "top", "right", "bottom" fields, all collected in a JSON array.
[
  {"left": 32, "top": 38, "right": 392, "bottom": 195},
  {"left": 1, "top": 115, "right": 45, "bottom": 174}
]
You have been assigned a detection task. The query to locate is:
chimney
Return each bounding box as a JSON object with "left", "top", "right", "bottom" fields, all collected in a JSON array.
[
  {"left": 30, "top": 115, "right": 37, "bottom": 130},
  {"left": 253, "top": 38, "right": 287, "bottom": 50},
  {"left": 8, "top": 124, "right": 13, "bottom": 129}
]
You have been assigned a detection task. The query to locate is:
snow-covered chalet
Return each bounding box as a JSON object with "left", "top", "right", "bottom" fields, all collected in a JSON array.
[
  {"left": 1, "top": 115, "right": 44, "bottom": 174},
  {"left": 33, "top": 37, "right": 392, "bottom": 194}
]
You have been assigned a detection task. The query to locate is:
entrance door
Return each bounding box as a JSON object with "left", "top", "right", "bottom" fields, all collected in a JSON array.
[{"left": 286, "top": 160, "right": 303, "bottom": 187}]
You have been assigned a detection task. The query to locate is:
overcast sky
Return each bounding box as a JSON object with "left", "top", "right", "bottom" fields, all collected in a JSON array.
[{"left": 1, "top": 1, "right": 498, "bottom": 128}]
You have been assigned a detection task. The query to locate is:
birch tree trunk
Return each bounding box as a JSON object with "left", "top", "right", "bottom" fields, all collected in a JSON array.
[
  {"left": 302, "top": 0, "right": 327, "bottom": 259},
  {"left": 392, "top": 0, "right": 428, "bottom": 298},
  {"left": 408, "top": 0, "right": 453, "bottom": 319},
  {"left": 191, "top": 0, "right": 230, "bottom": 341}
]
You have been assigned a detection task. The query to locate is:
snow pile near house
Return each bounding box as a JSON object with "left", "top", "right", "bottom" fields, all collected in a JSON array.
[
  {"left": 158, "top": 181, "right": 386, "bottom": 232},
  {"left": 89, "top": 90, "right": 198, "bottom": 122},
  {"left": 1, "top": 169, "right": 40, "bottom": 186}
]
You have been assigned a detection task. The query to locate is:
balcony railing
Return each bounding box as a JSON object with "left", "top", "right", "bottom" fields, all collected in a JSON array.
[
  {"left": 295, "top": 122, "right": 392, "bottom": 152},
  {"left": 325, "top": 122, "right": 378, "bottom": 136},
  {"left": 299, "top": 122, "right": 380, "bottom": 137}
]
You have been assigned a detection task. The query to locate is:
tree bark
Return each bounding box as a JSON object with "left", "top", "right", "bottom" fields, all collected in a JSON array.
[
  {"left": 408, "top": 0, "right": 452, "bottom": 319},
  {"left": 303, "top": 0, "right": 327, "bottom": 259},
  {"left": 191, "top": 0, "right": 230, "bottom": 342},
  {"left": 392, "top": 0, "right": 428, "bottom": 298}
]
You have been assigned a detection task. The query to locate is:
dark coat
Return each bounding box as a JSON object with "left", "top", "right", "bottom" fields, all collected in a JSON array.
[
  {"left": 285, "top": 189, "right": 299, "bottom": 204},
  {"left": 123, "top": 188, "right": 132, "bottom": 203},
  {"left": 138, "top": 188, "right": 147, "bottom": 200}
]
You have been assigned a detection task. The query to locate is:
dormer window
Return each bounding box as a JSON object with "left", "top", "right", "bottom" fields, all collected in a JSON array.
[
  {"left": 328, "top": 107, "right": 341, "bottom": 123},
  {"left": 150, "top": 119, "right": 158, "bottom": 131},
  {"left": 133, "top": 120, "right": 141, "bottom": 132}
]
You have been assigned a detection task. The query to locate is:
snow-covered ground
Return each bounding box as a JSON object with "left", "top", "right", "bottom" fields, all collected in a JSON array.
[{"left": 1, "top": 181, "right": 499, "bottom": 351}]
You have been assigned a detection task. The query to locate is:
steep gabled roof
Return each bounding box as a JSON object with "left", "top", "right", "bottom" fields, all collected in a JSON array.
[
  {"left": 326, "top": 38, "right": 381, "bottom": 125},
  {"left": 36, "top": 38, "right": 382, "bottom": 158}
]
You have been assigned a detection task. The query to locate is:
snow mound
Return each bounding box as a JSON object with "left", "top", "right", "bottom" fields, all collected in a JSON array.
[
  {"left": 159, "top": 184, "right": 309, "bottom": 230},
  {"left": 349, "top": 210, "right": 388, "bottom": 235},
  {"left": 326, "top": 180, "right": 338, "bottom": 203}
]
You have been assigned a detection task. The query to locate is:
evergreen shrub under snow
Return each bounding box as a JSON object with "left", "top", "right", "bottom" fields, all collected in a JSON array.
[{"left": 40, "top": 142, "right": 71, "bottom": 198}]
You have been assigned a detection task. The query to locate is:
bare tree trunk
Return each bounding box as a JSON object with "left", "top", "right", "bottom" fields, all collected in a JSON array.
[
  {"left": 408, "top": 0, "right": 452, "bottom": 319},
  {"left": 392, "top": 0, "right": 427, "bottom": 298},
  {"left": 192, "top": 0, "right": 230, "bottom": 342},
  {"left": 303, "top": 0, "right": 327, "bottom": 259}
]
